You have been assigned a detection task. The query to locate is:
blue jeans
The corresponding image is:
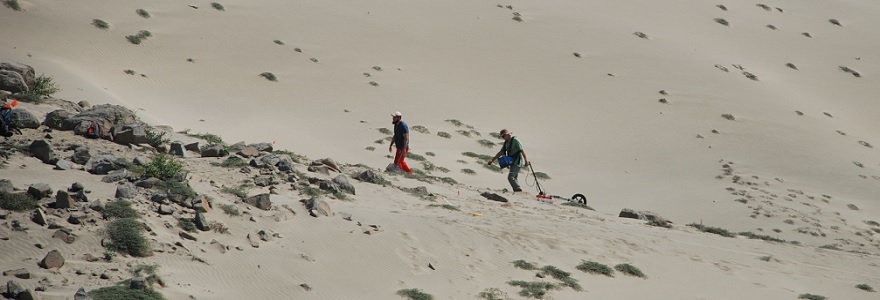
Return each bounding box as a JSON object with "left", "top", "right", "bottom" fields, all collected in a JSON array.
[{"left": 508, "top": 165, "right": 522, "bottom": 191}]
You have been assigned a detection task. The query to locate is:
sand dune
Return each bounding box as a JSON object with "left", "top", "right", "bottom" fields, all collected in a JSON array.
[{"left": 2, "top": 0, "right": 879, "bottom": 299}]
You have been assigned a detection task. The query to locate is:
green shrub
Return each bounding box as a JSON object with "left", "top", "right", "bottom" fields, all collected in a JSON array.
[
  {"left": 687, "top": 223, "right": 736, "bottom": 237},
  {"left": 437, "top": 131, "right": 451, "bottom": 139},
  {"left": 211, "top": 2, "right": 225, "bottom": 11},
  {"left": 721, "top": 114, "right": 735, "bottom": 121},
  {"left": 302, "top": 186, "right": 324, "bottom": 197},
  {"left": 142, "top": 154, "right": 183, "bottom": 180},
  {"left": 512, "top": 259, "right": 538, "bottom": 270},
  {"left": 462, "top": 152, "right": 493, "bottom": 161},
  {"left": 145, "top": 128, "right": 169, "bottom": 147},
  {"left": 0, "top": 191, "right": 37, "bottom": 211},
  {"left": 136, "top": 9, "right": 150, "bottom": 18},
  {"left": 856, "top": 283, "right": 874, "bottom": 292},
  {"left": 614, "top": 263, "right": 646, "bottom": 278},
  {"left": 126, "top": 30, "right": 152, "bottom": 44},
  {"left": 445, "top": 119, "right": 464, "bottom": 127},
  {"left": 848, "top": 204, "right": 859, "bottom": 210},
  {"left": 576, "top": 260, "right": 613, "bottom": 276},
  {"left": 396, "top": 288, "right": 433, "bottom": 300},
  {"left": 507, "top": 281, "right": 558, "bottom": 299},
  {"left": 30, "top": 75, "right": 60, "bottom": 98},
  {"left": 92, "top": 19, "right": 110, "bottom": 29},
  {"left": 177, "top": 217, "right": 197, "bottom": 232},
  {"left": 3, "top": 0, "right": 21, "bottom": 11},
  {"left": 219, "top": 204, "right": 240, "bottom": 216},
  {"left": 105, "top": 218, "right": 152, "bottom": 257},
  {"left": 89, "top": 285, "right": 166, "bottom": 300},
  {"left": 798, "top": 294, "right": 826, "bottom": 300},
  {"left": 185, "top": 132, "right": 224, "bottom": 145},
  {"left": 461, "top": 168, "right": 476, "bottom": 175},
  {"left": 534, "top": 172, "right": 551, "bottom": 180},
  {"left": 103, "top": 200, "right": 138, "bottom": 219},
  {"left": 477, "top": 288, "right": 507, "bottom": 300},
  {"left": 456, "top": 130, "right": 473, "bottom": 137},
  {"left": 260, "top": 72, "right": 277, "bottom": 81},
  {"left": 378, "top": 128, "right": 392, "bottom": 135},
  {"left": 478, "top": 139, "right": 496, "bottom": 148}
]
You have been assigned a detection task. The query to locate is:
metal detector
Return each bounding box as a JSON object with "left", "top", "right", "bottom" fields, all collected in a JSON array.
[{"left": 528, "top": 163, "right": 587, "bottom": 205}]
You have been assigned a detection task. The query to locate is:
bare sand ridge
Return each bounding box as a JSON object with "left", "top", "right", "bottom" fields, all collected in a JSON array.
[{"left": 1, "top": 0, "right": 879, "bottom": 299}]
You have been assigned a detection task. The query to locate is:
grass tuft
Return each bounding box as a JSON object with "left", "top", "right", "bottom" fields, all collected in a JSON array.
[
  {"left": 126, "top": 30, "right": 152, "bottom": 45},
  {"left": 411, "top": 125, "right": 429, "bottom": 134},
  {"left": 89, "top": 285, "right": 166, "bottom": 300},
  {"left": 141, "top": 154, "right": 183, "bottom": 180},
  {"left": 3, "top": 0, "right": 21, "bottom": 11},
  {"left": 721, "top": 114, "right": 735, "bottom": 121},
  {"left": 396, "top": 288, "right": 433, "bottom": 300},
  {"left": 512, "top": 259, "right": 538, "bottom": 270},
  {"left": 437, "top": 131, "right": 451, "bottom": 139},
  {"left": 92, "top": 19, "right": 110, "bottom": 30},
  {"left": 856, "top": 283, "right": 874, "bottom": 292},
  {"left": 215, "top": 156, "right": 248, "bottom": 169},
  {"left": 687, "top": 223, "right": 736, "bottom": 237},
  {"left": 798, "top": 293, "right": 827, "bottom": 300},
  {"left": 577, "top": 260, "right": 613, "bottom": 276},
  {"left": 715, "top": 18, "right": 729, "bottom": 26},
  {"left": 507, "top": 281, "right": 558, "bottom": 299},
  {"left": 614, "top": 263, "right": 646, "bottom": 278},
  {"left": 561, "top": 202, "right": 593, "bottom": 211},
  {"left": 211, "top": 2, "right": 225, "bottom": 11},
  {"left": 219, "top": 204, "right": 241, "bottom": 216},
  {"left": 260, "top": 72, "right": 277, "bottom": 82},
  {"left": 738, "top": 231, "right": 785, "bottom": 243},
  {"left": 177, "top": 217, "right": 197, "bottom": 232},
  {"left": 428, "top": 204, "right": 459, "bottom": 211},
  {"left": 136, "top": 9, "right": 151, "bottom": 18}
]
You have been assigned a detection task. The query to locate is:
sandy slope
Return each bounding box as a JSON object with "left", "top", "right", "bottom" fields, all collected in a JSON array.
[{"left": 2, "top": 0, "right": 880, "bottom": 299}]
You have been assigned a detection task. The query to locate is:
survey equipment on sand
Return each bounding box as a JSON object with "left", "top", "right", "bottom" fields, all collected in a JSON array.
[{"left": 526, "top": 163, "right": 587, "bottom": 205}]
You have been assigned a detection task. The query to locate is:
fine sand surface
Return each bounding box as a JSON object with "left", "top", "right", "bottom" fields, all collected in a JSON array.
[{"left": 2, "top": 0, "right": 880, "bottom": 299}]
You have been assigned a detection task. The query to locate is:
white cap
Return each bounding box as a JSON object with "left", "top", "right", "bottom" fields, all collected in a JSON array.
[{"left": 391, "top": 111, "right": 402, "bottom": 117}]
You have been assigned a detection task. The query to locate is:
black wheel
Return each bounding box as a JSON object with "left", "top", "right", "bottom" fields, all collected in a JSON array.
[{"left": 571, "top": 193, "right": 587, "bottom": 205}]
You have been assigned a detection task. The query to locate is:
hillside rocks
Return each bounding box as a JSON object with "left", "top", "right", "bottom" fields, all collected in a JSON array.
[
  {"left": 63, "top": 104, "right": 140, "bottom": 135},
  {"left": 0, "top": 69, "right": 28, "bottom": 94},
  {"left": 28, "top": 140, "right": 57, "bottom": 165},
  {"left": 27, "top": 183, "right": 52, "bottom": 199},
  {"left": 12, "top": 109, "right": 40, "bottom": 129},
  {"left": 354, "top": 170, "right": 385, "bottom": 184}
]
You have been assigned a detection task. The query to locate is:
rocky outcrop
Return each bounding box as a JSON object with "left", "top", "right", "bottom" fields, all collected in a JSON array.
[{"left": 354, "top": 170, "right": 386, "bottom": 185}]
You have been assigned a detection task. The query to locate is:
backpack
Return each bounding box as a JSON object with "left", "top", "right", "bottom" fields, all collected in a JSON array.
[
  {"left": 0, "top": 107, "right": 17, "bottom": 137},
  {"left": 85, "top": 121, "right": 104, "bottom": 139}
]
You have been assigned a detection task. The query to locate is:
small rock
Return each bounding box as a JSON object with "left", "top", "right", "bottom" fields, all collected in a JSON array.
[
  {"left": 243, "top": 193, "right": 272, "bottom": 210},
  {"left": 101, "top": 169, "right": 129, "bottom": 183},
  {"left": 32, "top": 208, "right": 48, "bottom": 226},
  {"left": 82, "top": 254, "right": 100, "bottom": 262},
  {"left": 17, "top": 289, "right": 41, "bottom": 300},
  {"left": 194, "top": 212, "right": 209, "bottom": 231},
  {"left": 53, "top": 229, "right": 77, "bottom": 244},
  {"left": 2, "top": 268, "right": 31, "bottom": 279},
  {"left": 27, "top": 183, "right": 52, "bottom": 199},
  {"left": 179, "top": 231, "right": 197, "bottom": 241},
  {"left": 75, "top": 287, "right": 92, "bottom": 300},
  {"left": 135, "top": 177, "right": 162, "bottom": 188},
  {"left": 67, "top": 214, "right": 82, "bottom": 225},
  {"left": 246, "top": 233, "right": 260, "bottom": 248},
  {"left": 55, "top": 190, "right": 76, "bottom": 209},
  {"left": 480, "top": 192, "right": 508, "bottom": 203},
  {"left": 29, "top": 140, "right": 57, "bottom": 165},
  {"left": 300, "top": 283, "right": 312, "bottom": 291},
  {"left": 69, "top": 182, "right": 85, "bottom": 193},
  {"left": 169, "top": 141, "right": 189, "bottom": 157},
  {"left": 54, "top": 160, "right": 75, "bottom": 170},
  {"left": 7, "top": 280, "right": 26, "bottom": 298},
  {"left": 158, "top": 205, "right": 176, "bottom": 215},
  {"left": 115, "top": 182, "right": 137, "bottom": 199},
  {"left": 237, "top": 146, "right": 260, "bottom": 158},
  {"left": 100, "top": 273, "right": 110, "bottom": 280},
  {"left": 129, "top": 276, "right": 146, "bottom": 290},
  {"left": 47, "top": 218, "right": 62, "bottom": 229}
]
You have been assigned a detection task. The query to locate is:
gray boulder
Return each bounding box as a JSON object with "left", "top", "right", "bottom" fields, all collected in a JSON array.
[
  {"left": 101, "top": 169, "right": 130, "bottom": 183},
  {"left": 63, "top": 104, "right": 139, "bottom": 133},
  {"left": 200, "top": 144, "right": 227, "bottom": 157},
  {"left": 129, "top": 276, "right": 146, "bottom": 290},
  {"left": 158, "top": 205, "right": 176, "bottom": 215},
  {"left": 7, "top": 280, "right": 25, "bottom": 299},
  {"left": 0, "top": 69, "right": 28, "bottom": 93},
  {"left": 12, "top": 109, "right": 40, "bottom": 129},
  {"left": 2, "top": 268, "right": 30, "bottom": 279},
  {"left": 169, "top": 141, "right": 188, "bottom": 157},
  {"left": 237, "top": 146, "right": 260, "bottom": 158},
  {"left": 85, "top": 153, "right": 120, "bottom": 175},
  {"left": 354, "top": 170, "right": 385, "bottom": 185},
  {"left": 318, "top": 181, "right": 341, "bottom": 194},
  {"left": 194, "top": 212, "right": 209, "bottom": 231},
  {"left": 135, "top": 177, "right": 161, "bottom": 188},
  {"left": 112, "top": 125, "right": 151, "bottom": 145},
  {"left": 32, "top": 208, "right": 48, "bottom": 226},
  {"left": 0, "top": 62, "right": 36, "bottom": 89},
  {"left": 115, "top": 182, "right": 137, "bottom": 199},
  {"left": 0, "top": 179, "right": 14, "bottom": 193},
  {"left": 53, "top": 228, "right": 77, "bottom": 244},
  {"left": 254, "top": 176, "right": 275, "bottom": 187},
  {"left": 28, "top": 140, "right": 57, "bottom": 164},
  {"left": 276, "top": 158, "right": 294, "bottom": 172},
  {"left": 40, "top": 250, "right": 65, "bottom": 269},
  {"left": 74, "top": 288, "right": 92, "bottom": 300},
  {"left": 332, "top": 175, "right": 356, "bottom": 195},
  {"left": 72, "top": 147, "right": 91, "bottom": 165},
  {"left": 228, "top": 141, "right": 246, "bottom": 152},
  {"left": 243, "top": 193, "right": 272, "bottom": 210},
  {"left": 27, "top": 183, "right": 52, "bottom": 199},
  {"left": 55, "top": 190, "right": 75, "bottom": 209},
  {"left": 184, "top": 142, "right": 199, "bottom": 152},
  {"left": 303, "top": 197, "right": 332, "bottom": 217},
  {"left": 248, "top": 142, "right": 273, "bottom": 152},
  {"left": 44, "top": 110, "right": 74, "bottom": 130},
  {"left": 480, "top": 192, "right": 509, "bottom": 203},
  {"left": 54, "top": 159, "right": 75, "bottom": 170}
]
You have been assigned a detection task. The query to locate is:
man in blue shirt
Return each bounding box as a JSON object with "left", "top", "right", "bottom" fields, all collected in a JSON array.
[{"left": 389, "top": 111, "right": 413, "bottom": 174}]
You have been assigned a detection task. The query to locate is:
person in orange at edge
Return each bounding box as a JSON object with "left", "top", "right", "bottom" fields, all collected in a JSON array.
[
  {"left": 1, "top": 98, "right": 20, "bottom": 137},
  {"left": 388, "top": 111, "right": 413, "bottom": 174}
]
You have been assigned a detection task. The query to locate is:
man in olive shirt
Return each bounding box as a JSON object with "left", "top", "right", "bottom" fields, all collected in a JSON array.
[{"left": 487, "top": 129, "right": 529, "bottom": 192}]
